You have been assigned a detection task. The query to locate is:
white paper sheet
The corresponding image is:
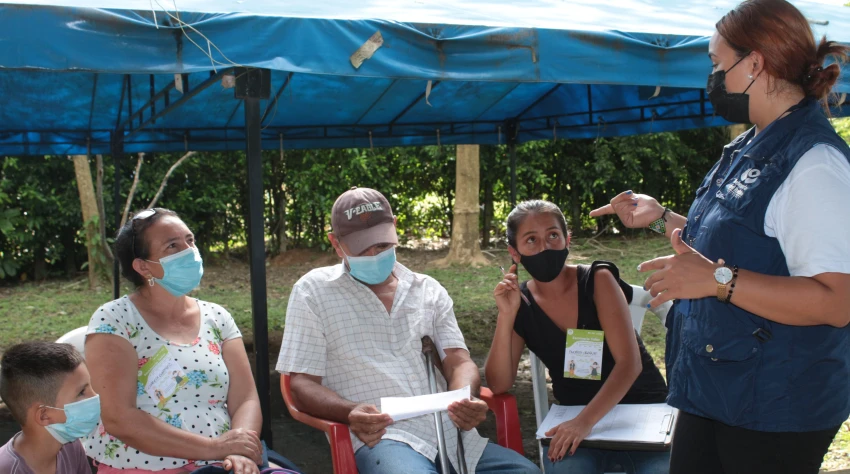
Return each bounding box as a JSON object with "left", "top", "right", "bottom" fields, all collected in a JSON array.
[
  {"left": 536, "top": 403, "right": 677, "bottom": 444},
  {"left": 380, "top": 385, "right": 471, "bottom": 421}
]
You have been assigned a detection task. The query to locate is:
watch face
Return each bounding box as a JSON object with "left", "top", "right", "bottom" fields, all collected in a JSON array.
[{"left": 714, "top": 266, "right": 733, "bottom": 285}]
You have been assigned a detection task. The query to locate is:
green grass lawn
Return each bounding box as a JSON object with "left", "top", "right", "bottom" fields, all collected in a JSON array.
[{"left": 0, "top": 235, "right": 847, "bottom": 469}]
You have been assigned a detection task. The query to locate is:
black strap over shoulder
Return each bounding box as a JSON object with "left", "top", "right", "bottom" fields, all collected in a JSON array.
[{"left": 579, "top": 260, "right": 633, "bottom": 305}]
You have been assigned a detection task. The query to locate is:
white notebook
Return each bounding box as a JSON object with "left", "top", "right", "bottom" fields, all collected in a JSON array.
[{"left": 536, "top": 403, "right": 677, "bottom": 446}]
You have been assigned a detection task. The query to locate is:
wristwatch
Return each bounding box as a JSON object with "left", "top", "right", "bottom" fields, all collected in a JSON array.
[{"left": 714, "top": 264, "right": 735, "bottom": 302}]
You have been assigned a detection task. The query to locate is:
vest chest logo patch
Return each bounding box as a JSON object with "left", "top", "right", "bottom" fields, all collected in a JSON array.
[
  {"left": 741, "top": 168, "right": 761, "bottom": 185},
  {"left": 723, "top": 167, "right": 762, "bottom": 200}
]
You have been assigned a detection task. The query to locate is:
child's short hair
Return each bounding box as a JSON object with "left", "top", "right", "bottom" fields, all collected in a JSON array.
[{"left": 0, "top": 342, "right": 84, "bottom": 426}]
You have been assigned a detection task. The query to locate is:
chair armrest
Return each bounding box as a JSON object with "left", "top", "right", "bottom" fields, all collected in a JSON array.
[
  {"left": 280, "top": 374, "right": 357, "bottom": 474},
  {"left": 479, "top": 387, "right": 524, "bottom": 455}
]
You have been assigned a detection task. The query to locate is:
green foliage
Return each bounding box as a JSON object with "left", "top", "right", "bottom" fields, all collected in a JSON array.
[
  {"left": 1, "top": 156, "right": 84, "bottom": 281},
  {"left": 1, "top": 127, "right": 729, "bottom": 282}
]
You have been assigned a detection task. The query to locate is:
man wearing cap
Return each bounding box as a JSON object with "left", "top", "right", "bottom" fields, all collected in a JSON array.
[{"left": 277, "top": 187, "right": 539, "bottom": 473}]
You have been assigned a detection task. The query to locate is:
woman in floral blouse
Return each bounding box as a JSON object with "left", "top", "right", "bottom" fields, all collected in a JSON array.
[{"left": 84, "top": 208, "right": 282, "bottom": 474}]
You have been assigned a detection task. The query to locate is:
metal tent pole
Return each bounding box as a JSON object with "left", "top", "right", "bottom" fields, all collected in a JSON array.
[
  {"left": 237, "top": 68, "right": 273, "bottom": 444},
  {"left": 111, "top": 132, "right": 123, "bottom": 299}
]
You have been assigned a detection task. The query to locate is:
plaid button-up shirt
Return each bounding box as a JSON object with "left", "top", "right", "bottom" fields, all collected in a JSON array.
[{"left": 276, "top": 262, "right": 487, "bottom": 472}]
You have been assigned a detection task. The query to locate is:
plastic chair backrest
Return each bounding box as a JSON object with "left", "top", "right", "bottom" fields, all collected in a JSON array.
[{"left": 56, "top": 326, "right": 88, "bottom": 356}]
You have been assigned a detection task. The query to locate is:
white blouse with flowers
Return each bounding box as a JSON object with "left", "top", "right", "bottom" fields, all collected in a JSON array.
[{"left": 84, "top": 296, "right": 242, "bottom": 470}]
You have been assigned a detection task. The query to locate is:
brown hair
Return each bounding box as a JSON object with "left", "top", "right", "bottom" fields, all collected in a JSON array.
[
  {"left": 505, "top": 200, "right": 568, "bottom": 248},
  {"left": 114, "top": 207, "right": 180, "bottom": 287},
  {"left": 716, "top": 0, "right": 848, "bottom": 110}
]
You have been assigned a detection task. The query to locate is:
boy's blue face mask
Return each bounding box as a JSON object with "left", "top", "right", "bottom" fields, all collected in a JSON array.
[
  {"left": 42, "top": 394, "right": 101, "bottom": 444},
  {"left": 343, "top": 246, "right": 396, "bottom": 285},
  {"left": 146, "top": 246, "right": 204, "bottom": 297}
]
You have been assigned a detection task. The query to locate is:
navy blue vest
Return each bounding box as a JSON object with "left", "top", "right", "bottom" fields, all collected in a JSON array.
[{"left": 665, "top": 98, "right": 850, "bottom": 431}]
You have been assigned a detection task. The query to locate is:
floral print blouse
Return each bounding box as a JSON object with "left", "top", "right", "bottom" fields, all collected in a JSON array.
[{"left": 84, "top": 296, "right": 241, "bottom": 470}]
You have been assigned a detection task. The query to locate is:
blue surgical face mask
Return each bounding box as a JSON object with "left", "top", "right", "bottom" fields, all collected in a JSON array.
[
  {"left": 343, "top": 247, "right": 396, "bottom": 285},
  {"left": 42, "top": 394, "right": 101, "bottom": 444},
  {"left": 147, "top": 246, "right": 204, "bottom": 297}
]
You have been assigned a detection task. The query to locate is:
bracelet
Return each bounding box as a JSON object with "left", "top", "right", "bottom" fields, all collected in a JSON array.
[
  {"left": 648, "top": 207, "right": 671, "bottom": 234},
  {"left": 724, "top": 265, "right": 739, "bottom": 303}
]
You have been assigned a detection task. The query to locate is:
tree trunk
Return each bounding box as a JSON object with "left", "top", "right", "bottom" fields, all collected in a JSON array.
[
  {"left": 272, "top": 143, "right": 287, "bottom": 254},
  {"left": 570, "top": 184, "right": 581, "bottom": 235},
  {"left": 33, "top": 244, "right": 46, "bottom": 281},
  {"left": 729, "top": 124, "right": 749, "bottom": 141},
  {"left": 62, "top": 227, "right": 77, "bottom": 278},
  {"left": 94, "top": 154, "right": 113, "bottom": 261},
  {"left": 482, "top": 176, "right": 493, "bottom": 248},
  {"left": 433, "top": 145, "right": 489, "bottom": 267},
  {"left": 72, "top": 155, "right": 102, "bottom": 290}
]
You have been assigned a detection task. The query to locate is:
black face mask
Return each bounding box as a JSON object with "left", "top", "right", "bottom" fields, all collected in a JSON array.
[
  {"left": 518, "top": 247, "right": 569, "bottom": 283},
  {"left": 707, "top": 54, "right": 755, "bottom": 124}
]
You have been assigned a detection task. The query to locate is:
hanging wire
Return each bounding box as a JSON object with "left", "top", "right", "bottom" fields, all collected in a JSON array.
[
  {"left": 552, "top": 120, "right": 558, "bottom": 142},
  {"left": 436, "top": 129, "right": 441, "bottom": 147},
  {"left": 184, "top": 133, "right": 188, "bottom": 152},
  {"left": 149, "top": 0, "right": 248, "bottom": 72},
  {"left": 498, "top": 126, "right": 502, "bottom": 145},
  {"left": 369, "top": 130, "right": 374, "bottom": 152}
]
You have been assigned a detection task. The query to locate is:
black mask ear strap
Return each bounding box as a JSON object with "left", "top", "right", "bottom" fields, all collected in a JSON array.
[
  {"left": 726, "top": 52, "right": 751, "bottom": 74},
  {"left": 742, "top": 77, "right": 757, "bottom": 94}
]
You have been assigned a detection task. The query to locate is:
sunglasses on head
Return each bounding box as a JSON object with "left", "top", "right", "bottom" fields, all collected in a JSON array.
[{"left": 131, "top": 209, "right": 158, "bottom": 259}]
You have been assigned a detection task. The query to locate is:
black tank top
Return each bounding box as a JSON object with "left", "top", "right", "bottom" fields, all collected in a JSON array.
[{"left": 512, "top": 261, "right": 668, "bottom": 406}]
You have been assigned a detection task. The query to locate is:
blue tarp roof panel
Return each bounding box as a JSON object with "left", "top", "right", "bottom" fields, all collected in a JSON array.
[{"left": 0, "top": 0, "right": 848, "bottom": 154}]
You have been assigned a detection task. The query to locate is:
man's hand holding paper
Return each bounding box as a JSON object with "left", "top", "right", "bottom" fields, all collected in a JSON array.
[
  {"left": 349, "top": 403, "right": 394, "bottom": 448},
  {"left": 447, "top": 397, "right": 488, "bottom": 431},
  {"left": 380, "top": 385, "right": 472, "bottom": 423}
]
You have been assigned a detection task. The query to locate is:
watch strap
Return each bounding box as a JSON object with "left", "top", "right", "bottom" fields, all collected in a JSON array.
[
  {"left": 648, "top": 208, "right": 671, "bottom": 234},
  {"left": 724, "top": 266, "right": 739, "bottom": 303}
]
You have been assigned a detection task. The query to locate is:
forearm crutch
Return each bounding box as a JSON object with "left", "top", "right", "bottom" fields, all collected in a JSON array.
[{"left": 421, "top": 336, "right": 468, "bottom": 474}]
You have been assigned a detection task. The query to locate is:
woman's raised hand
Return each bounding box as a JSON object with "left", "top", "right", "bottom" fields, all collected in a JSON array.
[
  {"left": 589, "top": 190, "right": 664, "bottom": 229},
  {"left": 494, "top": 264, "right": 522, "bottom": 316}
]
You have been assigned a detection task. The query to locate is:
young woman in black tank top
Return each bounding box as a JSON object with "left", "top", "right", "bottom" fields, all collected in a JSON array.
[{"left": 484, "top": 200, "right": 669, "bottom": 474}]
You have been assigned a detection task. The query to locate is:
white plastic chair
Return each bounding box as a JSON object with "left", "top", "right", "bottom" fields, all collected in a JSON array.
[
  {"left": 56, "top": 326, "right": 88, "bottom": 356},
  {"left": 529, "top": 285, "right": 672, "bottom": 472}
]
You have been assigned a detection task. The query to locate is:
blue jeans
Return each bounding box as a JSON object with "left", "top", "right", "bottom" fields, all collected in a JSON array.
[
  {"left": 542, "top": 445, "right": 669, "bottom": 474},
  {"left": 355, "top": 439, "right": 541, "bottom": 474}
]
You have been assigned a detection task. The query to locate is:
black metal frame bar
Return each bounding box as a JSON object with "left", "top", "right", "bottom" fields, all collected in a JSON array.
[
  {"left": 261, "top": 72, "right": 295, "bottom": 125},
  {"left": 3, "top": 95, "right": 717, "bottom": 146},
  {"left": 88, "top": 74, "right": 99, "bottom": 133},
  {"left": 389, "top": 81, "right": 441, "bottom": 126},
  {"left": 124, "top": 69, "right": 233, "bottom": 140},
  {"left": 6, "top": 108, "right": 722, "bottom": 149},
  {"left": 237, "top": 68, "right": 274, "bottom": 445}
]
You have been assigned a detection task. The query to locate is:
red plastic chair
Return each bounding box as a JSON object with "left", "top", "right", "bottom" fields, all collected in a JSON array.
[{"left": 281, "top": 374, "right": 524, "bottom": 474}]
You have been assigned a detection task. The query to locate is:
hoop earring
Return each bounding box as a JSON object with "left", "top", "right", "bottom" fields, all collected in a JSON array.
[{"left": 147, "top": 276, "right": 155, "bottom": 287}]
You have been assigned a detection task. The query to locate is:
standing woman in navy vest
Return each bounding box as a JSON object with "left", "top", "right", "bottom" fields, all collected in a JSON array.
[{"left": 590, "top": 1, "right": 850, "bottom": 473}]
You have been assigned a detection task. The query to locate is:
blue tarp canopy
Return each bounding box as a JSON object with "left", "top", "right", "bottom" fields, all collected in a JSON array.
[{"left": 1, "top": 0, "right": 848, "bottom": 155}]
